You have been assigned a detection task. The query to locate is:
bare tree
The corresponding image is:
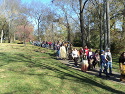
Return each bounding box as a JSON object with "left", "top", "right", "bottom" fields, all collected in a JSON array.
[
  {"left": 79, "top": 0, "right": 89, "bottom": 47},
  {"left": 28, "top": 1, "right": 49, "bottom": 42},
  {"left": 1, "top": 0, "right": 22, "bottom": 43}
]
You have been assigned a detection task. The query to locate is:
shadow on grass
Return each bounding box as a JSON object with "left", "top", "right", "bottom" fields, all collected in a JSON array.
[
  {"left": 67, "top": 60, "right": 122, "bottom": 83},
  {"left": 24, "top": 63, "right": 125, "bottom": 94},
  {"left": 0, "top": 52, "right": 125, "bottom": 94}
]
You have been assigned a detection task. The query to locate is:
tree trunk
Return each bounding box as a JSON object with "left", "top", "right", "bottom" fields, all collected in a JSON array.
[
  {"left": 1, "top": 30, "right": 3, "bottom": 43},
  {"left": 8, "top": 20, "right": 11, "bottom": 43},
  {"left": 87, "top": 16, "right": 90, "bottom": 45},
  {"left": 14, "top": 32, "right": 16, "bottom": 42},
  {"left": 23, "top": 25, "right": 26, "bottom": 46},
  {"left": 100, "top": 8, "right": 103, "bottom": 51},
  {"left": 8, "top": 32, "right": 11, "bottom": 43},
  {"left": 67, "top": 24, "right": 71, "bottom": 42},
  {"left": 79, "top": 0, "right": 86, "bottom": 47},
  {"left": 65, "top": 11, "right": 71, "bottom": 42},
  {"left": 52, "top": 22, "right": 54, "bottom": 42},
  {"left": 106, "top": 0, "right": 110, "bottom": 48},
  {"left": 103, "top": 0, "right": 107, "bottom": 50},
  {"left": 38, "top": 20, "right": 41, "bottom": 42},
  {"left": 23, "top": 32, "right": 26, "bottom": 46},
  {"left": 122, "top": 3, "right": 125, "bottom": 39}
]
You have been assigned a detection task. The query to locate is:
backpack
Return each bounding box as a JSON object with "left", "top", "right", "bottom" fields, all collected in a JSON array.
[{"left": 106, "top": 55, "right": 111, "bottom": 61}]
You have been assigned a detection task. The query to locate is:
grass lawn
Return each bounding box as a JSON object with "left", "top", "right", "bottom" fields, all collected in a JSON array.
[
  {"left": 112, "top": 56, "right": 120, "bottom": 73},
  {"left": 0, "top": 43, "right": 124, "bottom": 94}
]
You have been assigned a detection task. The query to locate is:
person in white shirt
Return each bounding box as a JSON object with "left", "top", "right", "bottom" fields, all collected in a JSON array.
[
  {"left": 60, "top": 44, "right": 67, "bottom": 59},
  {"left": 105, "top": 48, "right": 113, "bottom": 75},
  {"left": 72, "top": 48, "right": 79, "bottom": 67}
]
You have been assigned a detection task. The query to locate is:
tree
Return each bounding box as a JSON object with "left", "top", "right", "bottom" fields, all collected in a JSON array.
[
  {"left": 79, "top": 0, "right": 90, "bottom": 47},
  {"left": 1, "top": 0, "right": 23, "bottom": 43},
  {"left": 52, "top": 0, "right": 73, "bottom": 42},
  {"left": 0, "top": 16, "right": 8, "bottom": 43},
  {"left": 28, "top": 0, "right": 50, "bottom": 42}
]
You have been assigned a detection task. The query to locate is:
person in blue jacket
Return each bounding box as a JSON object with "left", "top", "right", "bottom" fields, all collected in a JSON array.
[{"left": 99, "top": 50, "right": 109, "bottom": 78}]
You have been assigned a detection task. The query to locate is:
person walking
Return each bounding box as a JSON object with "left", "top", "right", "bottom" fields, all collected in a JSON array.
[
  {"left": 79, "top": 47, "right": 84, "bottom": 62},
  {"left": 60, "top": 44, "right": 67, "bottom": 60},
  {"left": 84, "top": 46, "right": 89, "bottom": 56},
  {"left": 72, "top": 48, "right": 79, "bottom": 67},
  {"left": 119, "top": 52, "right": 125, "bottom": 81},
  {"left": 81, "top": 51, "right": 89, "bottom": 72},
  {"left": 56, "top": 43, "right": 60, "bottom": 59},
  {"left": 99, "top": 50, "right": 109, "bottom": 78},
  {"left": 68, "top": 43, "right": 73, "bottom": 60},
  {"left": 87, "top": 48, "right": 95, "bottom": 70},
  {"left": 105, "top": 48, "right": 113, "bottom": 75},
  {"left": 93, "top": 50, "right": 100, "bottom": 68}
]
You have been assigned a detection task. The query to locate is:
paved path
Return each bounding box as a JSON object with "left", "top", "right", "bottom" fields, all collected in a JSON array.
[{"left": 58, "top": 59, "right": 125, "bottom": 85}]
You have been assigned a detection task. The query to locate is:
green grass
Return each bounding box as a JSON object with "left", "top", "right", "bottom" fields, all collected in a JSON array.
[
  {"left": 0, "top": 43, "right": 124, "bottom": 94},
  {"left": 112, "top": 56, "right": 120, "bottom": 73}
]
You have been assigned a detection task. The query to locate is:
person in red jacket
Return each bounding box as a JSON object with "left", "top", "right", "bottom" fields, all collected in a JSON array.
[
  {"left": 84, "top": 46, "right": 89, "bottom": 56},
  {"left": 79, "top": 47, "right": 84, "bottom": 62}
]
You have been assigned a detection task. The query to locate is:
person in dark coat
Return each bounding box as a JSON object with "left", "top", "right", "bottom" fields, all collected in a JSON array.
[
  {"left": 93, "top": 50, "right": 100, "bottom": 68},
  {"left": 99, "top": 50, "right": 109, "bottom": 78},
  {"left": 87, "top": 48, "right": 95, "bottom": 70}
]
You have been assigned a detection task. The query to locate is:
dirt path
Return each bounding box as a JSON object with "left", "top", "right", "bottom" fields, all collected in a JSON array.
[{"left": 58, "top": 59, "right": 125, "bottom": 85}]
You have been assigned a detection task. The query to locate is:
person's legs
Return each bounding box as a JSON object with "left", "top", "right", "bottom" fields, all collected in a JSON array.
[
  {"left": 106, "top": 61, "right": 109, "bottom": 74},
  {"left": 84, "top": 64, "right": 86, "bottom": 71},
  {"left": 104, "top": 65, "right": 108, "bottom": 76},
  {"left": 109, "top": 62, "right": 112, "bottom": 74},
  {"left": 99, "top": 63, "right": 103, "bottom": 77},
  {"left": 90, "top": 59, "right": 94, "bottom": 69},
  {"left": 98, "top": 61, "right": 100, "bottom": 67},
  {"left": 81, "top": 64, "right": 85, "bottom": 71},
  {"left": 80, "top": 55, "right": 82, "bottom": 62},
  {"left": 76, "top": 57, "right": 78, "bottom": 66},
  {"left": 85, "top": 64, "right": 88, "bottom": 71},
  {"left": 104, "top": 64, "right": 110, "bottom": 78},
  {"left": 120, "top": 74, "right": 123, "bottom": 81},
  {"left": 93, "top": 60, "right": 98, "bottom": 69},
  {"left": 88, "top": 59, "right": 90, "bottom": 70},
  {"left": 74, "top": 57, "right": 78, "bottom": 66},
  {"left": 93, "top": 60, "right": 95, "bottom": 68},
  {"left": 73, "top": 58, "right": 76, "bottom": 66}
]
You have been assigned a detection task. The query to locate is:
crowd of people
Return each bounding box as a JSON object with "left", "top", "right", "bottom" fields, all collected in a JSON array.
[{"left": 31, "top": 40, "right": 125, "bottom": 81}]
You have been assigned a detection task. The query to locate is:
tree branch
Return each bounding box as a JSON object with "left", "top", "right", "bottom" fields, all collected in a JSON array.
[{"left": 82, "top": 0, "right": 89, "bottom": 12}]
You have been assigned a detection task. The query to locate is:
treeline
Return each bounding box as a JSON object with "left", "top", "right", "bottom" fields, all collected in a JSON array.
[
  {"left": 0, "top": 0, "right": 34, "bottom": 44},
  {"left": 0, "top": 0, "right": 124, "bottom": 54}
]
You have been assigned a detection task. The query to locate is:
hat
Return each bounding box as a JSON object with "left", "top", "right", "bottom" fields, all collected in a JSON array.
[
  {"left": 106, "top": 48, "right": 110, "bottom": 50},
  {"left": 101, "top": 50, "right": 104, "bottom": 52}
]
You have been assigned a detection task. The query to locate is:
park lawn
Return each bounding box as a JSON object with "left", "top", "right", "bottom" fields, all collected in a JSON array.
[
  {"left": 0, "top": 43, "right": 124, "bottom": 94},
  {"left": 112, "top": 56, "right": 120, "bottom": 73}
]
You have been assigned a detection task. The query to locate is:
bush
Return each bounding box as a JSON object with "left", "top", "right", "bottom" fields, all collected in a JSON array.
[
  {"left": 111, "top": 39, "right": 125, "bottom": 55},
  {"left": 73, "top": 39, "right": 82, "bottom": 47}
]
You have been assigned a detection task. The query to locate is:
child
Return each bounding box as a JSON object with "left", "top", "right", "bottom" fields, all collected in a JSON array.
[{"left": 81, "top": 52, "right": 88, "bottom": 72}]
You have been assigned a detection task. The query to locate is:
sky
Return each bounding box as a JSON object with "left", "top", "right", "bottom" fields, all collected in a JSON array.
[
  {"left": 21, "top": 0, "right": 53, "bottom": 30},
  {"left": 21, "top": 0, "right": 52, "bottom": 4}
]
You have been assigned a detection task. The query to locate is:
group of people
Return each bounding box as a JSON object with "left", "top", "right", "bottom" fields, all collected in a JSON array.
[
  {"left": 32, "top": 40, "right": 73, "bottom": 60},
  {"left": 32, "top": 40, "right": 125, "bottom": 81},
  {"left": 97, "top": 49, "right": 125, "bottom": 81},
  {"left": 71, "top": 46, "right": 112, "bottom": 77}
]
